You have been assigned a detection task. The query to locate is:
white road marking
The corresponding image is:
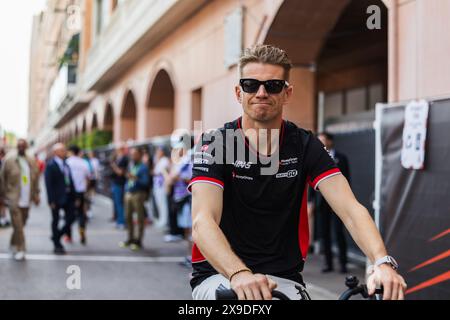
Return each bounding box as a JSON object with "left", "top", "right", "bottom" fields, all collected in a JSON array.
[
  {"left": 0, "top": 253, "right": 185, "bottom": 263},
  {"left": 305, "top": 282, "right": 339, "bottom": 300}
]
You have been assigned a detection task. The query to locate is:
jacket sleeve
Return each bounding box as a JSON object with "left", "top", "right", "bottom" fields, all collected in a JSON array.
[
  {"left": 44, "top": 163, "right": 55, "bottom": 204},
  {"left": 30, "top": 158, "right": 40, "bottom": 199}
]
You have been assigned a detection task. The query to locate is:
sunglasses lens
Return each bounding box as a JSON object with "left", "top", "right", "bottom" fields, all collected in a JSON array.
[
  {"left": 265, "top": 80, "right": 285, "bottom": 94},
  {"left": 241, "top": 79, "right": 260, "bottom": 93},
  {"left": 240, "top": 79, "right": 286, "bottom": 94}
]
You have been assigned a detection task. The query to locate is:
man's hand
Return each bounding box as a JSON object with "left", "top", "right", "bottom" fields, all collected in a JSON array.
[
  {"left": 50, "top": 203, "right": 56, "bottom": 210},
  {"left": 230, "top": 271, "right": 277, "bottom": 300},
  {"left": 367, "top": 264, "right": 407, "bottom": 300},
  {"left": 33, "top": 195, "right": 40, "bottom": 206}
]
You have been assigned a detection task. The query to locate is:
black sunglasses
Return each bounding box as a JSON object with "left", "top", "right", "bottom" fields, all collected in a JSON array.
[{"left": 240, "top": 78, "right": 289, "bottom": 94}]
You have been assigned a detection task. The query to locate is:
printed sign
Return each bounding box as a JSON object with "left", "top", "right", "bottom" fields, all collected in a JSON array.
[{"left": 401, "top": 100, "right": 429, "bottom": 170}]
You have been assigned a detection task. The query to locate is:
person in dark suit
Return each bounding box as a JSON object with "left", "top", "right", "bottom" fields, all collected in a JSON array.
[
  {"left": 44, "top": 143, "right": 76, "bottom": 254},
  {"left": 310, "top": 132, "right": 350, "bottom": 273}
]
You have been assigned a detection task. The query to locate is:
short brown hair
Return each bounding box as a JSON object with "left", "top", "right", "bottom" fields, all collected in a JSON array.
[{"left": 239, "top": 44, "right": 293, "bottom": 80}]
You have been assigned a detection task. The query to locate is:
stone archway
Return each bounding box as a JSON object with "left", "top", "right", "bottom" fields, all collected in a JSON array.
[
  {"left": 145, "top": 69, "right": 175, "bottom": 137},
  {"left": 263, "top": 0, "right": 388, "bottom": 130},
  {"left": 119, "top": 90, "right": 138, "bottom": 141}
]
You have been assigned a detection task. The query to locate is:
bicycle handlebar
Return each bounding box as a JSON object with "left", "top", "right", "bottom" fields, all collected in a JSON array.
[
  {"left": 215, "top": 284, "right": 290, "bottom": 300},
  {"left": 339, "top": 285, "right": 384, "bottom": 300},
  {"left": 215, "top": 276, "right": 383, "bottom": 300}
]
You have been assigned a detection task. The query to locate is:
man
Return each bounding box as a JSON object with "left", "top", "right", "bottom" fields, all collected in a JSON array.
[
  {"left": 0, "top": 147, "right": 11, "bottom": 228},
  {"left": 152, "top": 147, "right": 171, "bottom": 231},
  {"left": 66, "top": 145, "right": 91, "bottom": 245},
  {"left": 119, "top": 148, "right": 149, "bottom": 251},
  {"left": 189, "top": 45, "right": 406, "bottom": 300},
  {"left": 85, "top": 151, "right": 100, "bottom": 219},
  {"left": 44, "top": 143, "right": 76, "bottom": 254},
  {"left": 310, "top": 132, "right": 350, "bottom": 274},
  {"left": 0, "top": 139, "right": 40, "bottom": 260},
  {"left": 110, "top": 144, "right": 129, "bottom": 229}
]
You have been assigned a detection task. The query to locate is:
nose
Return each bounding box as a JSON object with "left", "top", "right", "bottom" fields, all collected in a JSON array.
[{"left": 255, "top": 84, "right": 269, "bottom": 98}]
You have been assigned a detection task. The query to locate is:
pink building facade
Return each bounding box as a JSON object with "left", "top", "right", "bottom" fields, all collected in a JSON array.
[{"left": 29, "top": 0, "right": 450, "bottom": 150}]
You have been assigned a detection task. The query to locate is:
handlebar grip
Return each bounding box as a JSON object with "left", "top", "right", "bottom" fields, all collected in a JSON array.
[
  {"left": 339, "top": 285, "right": 384, "bottom": 300},
  {"left": 216, "top": 286, "right": 238, "bottom": 300},
  {"left": 374, "top": 288, "right": 384, "bottom": 295},
  {"left": 215, "top": 285, "right": 290, "bottom": 300}
]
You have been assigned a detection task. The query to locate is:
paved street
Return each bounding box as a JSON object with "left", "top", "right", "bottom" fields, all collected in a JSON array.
[{"left": 0, "top": 180, "right": 365, "bottom": 300}]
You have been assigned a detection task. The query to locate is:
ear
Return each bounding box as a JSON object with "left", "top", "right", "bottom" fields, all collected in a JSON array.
[
  {"left": 235, "top": 85, "right": 243, "bottom": 103},
  {"left": 283, "top": 85, "right": 294, "bottom": 105}
]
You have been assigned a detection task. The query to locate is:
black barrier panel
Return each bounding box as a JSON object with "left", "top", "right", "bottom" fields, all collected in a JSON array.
[
  {"left": 334, "top": 130, "right": 376, "bottom": 262},
  {"left": 380, "top": 100, "right": 450, "bottom": 300}
]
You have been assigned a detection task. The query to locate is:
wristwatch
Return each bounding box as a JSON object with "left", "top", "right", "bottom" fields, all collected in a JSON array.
[{"left": 375, "top": 255, "right": 399, "bottom": 270}]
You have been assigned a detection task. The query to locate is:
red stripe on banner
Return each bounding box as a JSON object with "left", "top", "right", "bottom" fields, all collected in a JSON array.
[
  {"left": 311, "top": 168, "right": 341, "bottom": 189},
  {"left": 409, "top": 249, "right": 450, "bottom": 272},
  {"left": 298, "top": 184, "right": 310, "bottom": 259},
  {"left": 191, "top": 243, "right": 206, "bottom": 263},
  {"left": 406, "top": 270, "right": 450, "bottom": 295},
  {"left": 429, "top": 228, "right": 450, "bottom": 242}
]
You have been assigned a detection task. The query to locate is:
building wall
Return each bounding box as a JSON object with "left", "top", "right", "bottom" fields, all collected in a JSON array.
[
  {"left": 28, "top": 0, "right": 82, "bottom": 149},
  {"left": 72, "top": 0, "right": 317, "bottom": 144},
  {"left": 31, "top": 0, "right": 450, "bottom": 149},
  {"left": 389, "top": 0, "right": 450, "bottom": 102}
]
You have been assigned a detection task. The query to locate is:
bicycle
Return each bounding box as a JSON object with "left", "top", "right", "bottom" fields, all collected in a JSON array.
[{"left": 216, "top": 275, "right": 383, "bottom": 300}]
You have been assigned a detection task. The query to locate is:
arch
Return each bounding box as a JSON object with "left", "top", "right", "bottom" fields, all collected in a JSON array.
[
  {"left": 81, "top": 118, "right": 87, "bottom": 135},
  {"left": 119, "top": 90, "right": 137, "bottom": 141},
  {"left": 91, "top": 113, "right": 99, "bottom": 131},
  {"left": 145, "top": 69, "right": 175, "bottom": 137},
  {"left": 264, "top": 0, "right": 351, "bottom": 66},
  {"left": 74, "top": 124, "right": 79, "bottom": 138},
  {"left": 262, "top": 0, "right": 388, "bottom": 129},
  {"left": 103, "top": 102, "right": 114, "bottom": 131},
  {"left": 316, "top": 0, "right": 388, "bottom": 123}
]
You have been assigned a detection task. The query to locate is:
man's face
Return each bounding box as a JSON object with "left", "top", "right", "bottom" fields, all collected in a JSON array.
[
  {"left": 131, "top": 149, "right": 141, "bottom": 162},
  {"left": 54, "top": 146, "right": 66, "bottom": 159},
  {"left": 235, "top": 63, "right": 293, "bottom": 123},
  {"left": 17, "top": 140, "right": 28, "bottom": 155}
]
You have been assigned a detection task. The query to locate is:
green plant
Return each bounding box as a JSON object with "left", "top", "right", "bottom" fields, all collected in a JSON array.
[{"left": 68, "top": 130, "right": 112, "bottom": 150}]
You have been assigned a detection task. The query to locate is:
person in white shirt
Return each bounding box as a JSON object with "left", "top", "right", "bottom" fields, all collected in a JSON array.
[
  {"left": 66, "top": 145, "right": 91, "bottom": 245},
  {"left": 152, "top": 147, "right": 172, "bottom": 233}
]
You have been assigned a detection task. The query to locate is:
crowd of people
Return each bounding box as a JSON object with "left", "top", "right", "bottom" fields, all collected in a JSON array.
[
  {"left": 110, "top": 135, "right": 193, "bottom": 267},
  {"left": 0, "top": 134, "right": 193, "bottom": 267},
  {"left": 0, "top": 133, "right": 349, "bottom": 271}
]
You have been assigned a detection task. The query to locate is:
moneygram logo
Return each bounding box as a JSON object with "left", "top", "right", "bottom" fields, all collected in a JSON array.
[{"left": 276, "top": 170, "right": 298, "bottom": 179}]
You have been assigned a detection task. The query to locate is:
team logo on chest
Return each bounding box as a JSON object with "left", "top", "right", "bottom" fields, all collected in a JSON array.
[
  {"left": 275, "top": 169, "right": 298, "bottom": 179},
  {"left": 234, "top": 160, "right": 252, "bottom": 169}
]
